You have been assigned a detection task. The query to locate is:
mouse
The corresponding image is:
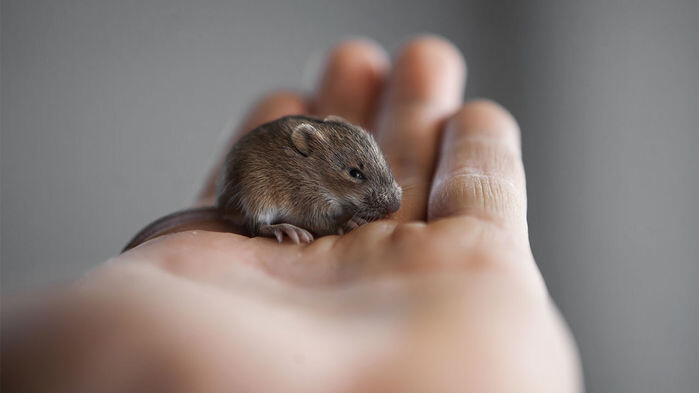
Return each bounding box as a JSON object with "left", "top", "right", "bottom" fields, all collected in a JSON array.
[
  {"left": 217, "top": 114, "right": 402, "bottom": 243},
  {"left": 123, "top": 115, "right": 401, "bottom": 250}
]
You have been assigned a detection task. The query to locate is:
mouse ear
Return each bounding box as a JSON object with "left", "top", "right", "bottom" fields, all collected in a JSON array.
[
  {"left": 290, "top": 123, "right": 323, "bottom": 157},
  {"left": 323, "top": 115, "right": 349, "bottom": 123}
]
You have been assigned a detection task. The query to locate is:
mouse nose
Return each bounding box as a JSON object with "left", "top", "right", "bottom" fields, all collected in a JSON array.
[
  {"left": 385, "top": 197, "right": 400, "bottom": 215},
  {"left": 383, "top": 184, "right": 402, "bottom": 215}
]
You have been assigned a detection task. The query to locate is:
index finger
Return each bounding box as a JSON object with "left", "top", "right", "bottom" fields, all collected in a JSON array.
[{"left": 428, "top": 100, "right": 527, "bottom": 236}]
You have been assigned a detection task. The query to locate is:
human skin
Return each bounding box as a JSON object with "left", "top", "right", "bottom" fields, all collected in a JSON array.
[{"left": 1, "top": 36, "right": 582, "bottom": 392}]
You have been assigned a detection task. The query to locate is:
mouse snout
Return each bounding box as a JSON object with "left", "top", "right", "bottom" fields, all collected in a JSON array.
[
  {"left": 385, "top": 197, "right": 400, "bottom": 215},
  {"left": 382, "top": 183, "right": 402, "bottom": 215}
]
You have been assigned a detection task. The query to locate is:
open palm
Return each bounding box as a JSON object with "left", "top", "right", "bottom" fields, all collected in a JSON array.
[{"left": 4, "top": 36, "right": 581, "bottom": 393}]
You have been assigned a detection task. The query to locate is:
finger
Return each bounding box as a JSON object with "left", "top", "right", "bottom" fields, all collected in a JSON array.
[
  {"left": 376, "top": 35, "right": 466, "bottom": 221},
  {"left": 312, "top": 38, "right": 389, "bottom": 129},
  {"left": 428, "top": 100, "right": 527, "bottom": 235},
  {"left": 196, "top": 91, "right": 308, "bottom": 205}
]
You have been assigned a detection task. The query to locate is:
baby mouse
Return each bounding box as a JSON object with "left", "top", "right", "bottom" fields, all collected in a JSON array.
[
  {"left": 217, "top": 115, "right": 402, "bottom": 243},
  {"left": 123, "top": 115, "right": 401, "bottom": 250}
]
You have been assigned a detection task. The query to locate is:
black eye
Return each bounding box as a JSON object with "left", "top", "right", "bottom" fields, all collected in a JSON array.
[{"left": 349, "top": 168, "right": 365, "bottom": 180}]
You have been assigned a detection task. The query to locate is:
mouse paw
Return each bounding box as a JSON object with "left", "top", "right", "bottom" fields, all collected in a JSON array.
[
  {"left": 341, "top": 216, "right": 369, "bottom": 234},
  {"left": 259, "top": 223, "right": 314, "bottom": 244}
]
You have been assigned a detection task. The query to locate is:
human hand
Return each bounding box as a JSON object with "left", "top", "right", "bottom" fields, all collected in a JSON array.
[{"left": 2, "top": 36, "right": 581, "bottom": 393}]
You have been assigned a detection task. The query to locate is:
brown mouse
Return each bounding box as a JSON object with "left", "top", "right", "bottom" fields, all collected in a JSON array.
[
  {"left": 123, "top": 115, "right": 401, "bottom": 250},
  {"left": 218, "top": 114, "right": 401, "bottom": 243}
]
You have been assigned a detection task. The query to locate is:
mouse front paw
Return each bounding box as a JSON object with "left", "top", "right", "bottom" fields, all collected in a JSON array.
[
  {"left": 258, "top": 223, "right": 314, "bottom": 244},
  {"left": 338, "top": 216, "right": 369, "bottom": 235}
]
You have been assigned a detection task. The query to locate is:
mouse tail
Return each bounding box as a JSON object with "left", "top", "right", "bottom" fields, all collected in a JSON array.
[{"left": 121, "top": 206, "right": 244, "bottom": 253}]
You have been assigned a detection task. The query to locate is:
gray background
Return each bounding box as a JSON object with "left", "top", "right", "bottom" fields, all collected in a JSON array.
[{"left": 2, "top": 1, "right": 697, "bottom": 392}]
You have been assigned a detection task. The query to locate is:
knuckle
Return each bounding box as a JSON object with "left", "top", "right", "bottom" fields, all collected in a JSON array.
[
  {"left": 429, "top": 171, "right": 526, "bottom": 224},
  {"left": 447, "top": 133, "right": 524, "bottom": 179}
]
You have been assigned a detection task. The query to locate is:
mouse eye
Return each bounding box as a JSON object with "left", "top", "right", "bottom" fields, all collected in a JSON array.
[{"left": 348, "top": 168, "right": 365, "bottom": 180}]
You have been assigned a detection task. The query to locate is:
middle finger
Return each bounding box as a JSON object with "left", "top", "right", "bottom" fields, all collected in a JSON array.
[{"left": 375, "top": 36, "right": 466, "bottom": 221}]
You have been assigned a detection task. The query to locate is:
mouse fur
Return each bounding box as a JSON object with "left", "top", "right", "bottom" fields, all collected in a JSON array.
[{"left": 216, "top": 115, "right": 402, "bottom": 243}]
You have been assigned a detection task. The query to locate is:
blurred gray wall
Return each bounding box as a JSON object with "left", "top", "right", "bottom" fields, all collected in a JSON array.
[{"left": 2, "top": 1, "right": 697, "bottom": 392}]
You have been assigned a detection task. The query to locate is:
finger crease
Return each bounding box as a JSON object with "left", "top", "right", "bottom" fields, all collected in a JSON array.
[{"left": 432, "top": 170, "right": 520, "bottom": 194}]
